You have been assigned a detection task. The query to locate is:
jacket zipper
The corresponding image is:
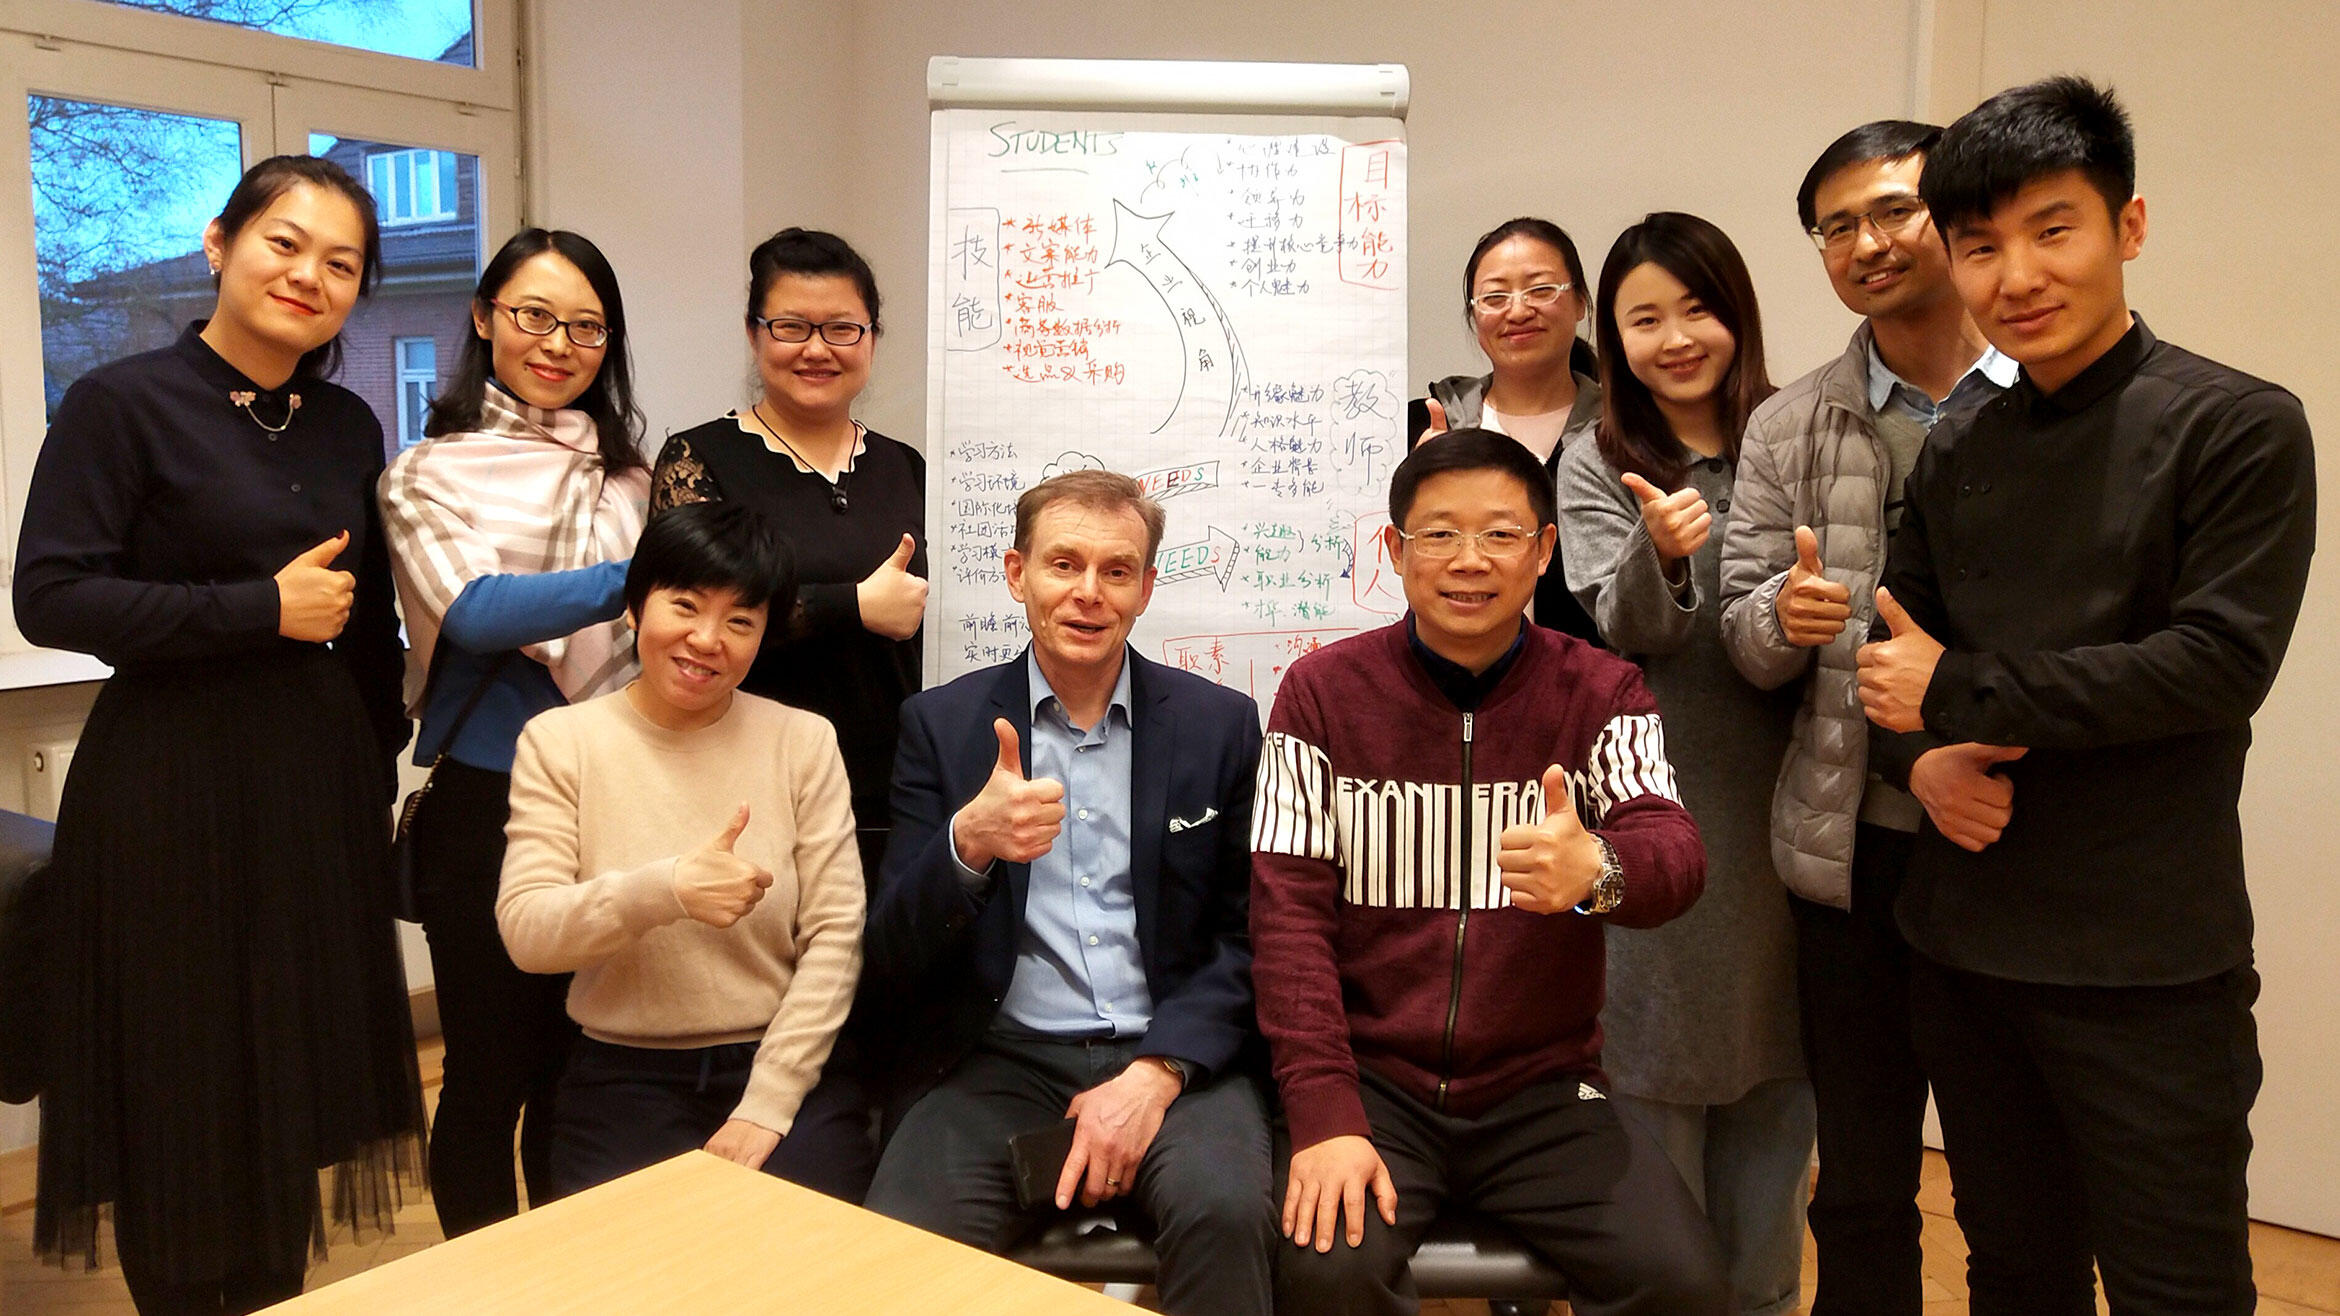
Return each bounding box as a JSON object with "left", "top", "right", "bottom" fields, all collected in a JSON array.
[{"left": 1436, "top": 710, "right": 1473, "bottom": 1108}]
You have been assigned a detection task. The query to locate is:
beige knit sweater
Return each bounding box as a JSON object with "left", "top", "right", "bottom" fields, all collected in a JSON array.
[{"left": 497, "top": 688, "right": 864, "bottom": 1135}]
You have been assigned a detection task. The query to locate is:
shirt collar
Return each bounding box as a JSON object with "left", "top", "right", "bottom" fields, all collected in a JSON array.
[
  {"left": 176, "top": 320, "right": 294, "bottom": 399},
  {"left": 1866, "top": 335, "right": 2020, "bottom": 414},
  {"left": 2015, "top": 315, "right": 2156, "bottom": 417},
  {"left": 1027, "top": 646, "right": 1133, "bottom": 730},
  {"left": 1406, "top": 615, "right": 1527, "bottom": 711}
]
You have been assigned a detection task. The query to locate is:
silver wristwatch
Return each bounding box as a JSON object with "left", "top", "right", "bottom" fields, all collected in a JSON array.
[{"left": 1574, "top": 835, "right": 1625, "bottom": 916}]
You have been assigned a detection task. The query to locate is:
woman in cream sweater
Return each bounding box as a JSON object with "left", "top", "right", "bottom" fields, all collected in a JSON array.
[{"left": 497, "top": 501, "right": 867, "bottom": 1195}]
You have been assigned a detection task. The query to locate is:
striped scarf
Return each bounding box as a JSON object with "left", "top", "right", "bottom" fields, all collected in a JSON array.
[{"left": 378, "top": 387, "right": 649, "bottom": 714}]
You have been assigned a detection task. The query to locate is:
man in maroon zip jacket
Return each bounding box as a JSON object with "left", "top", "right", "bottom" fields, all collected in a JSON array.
[{"left": 1252, "top": 430, "right": 1729, "bottom": 1315}]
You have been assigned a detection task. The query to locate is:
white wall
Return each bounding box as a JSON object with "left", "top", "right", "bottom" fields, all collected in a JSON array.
[{"left": 525, "top": 0, "right": 749, "bottom": 450}]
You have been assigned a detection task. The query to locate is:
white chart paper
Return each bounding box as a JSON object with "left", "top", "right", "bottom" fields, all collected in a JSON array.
[{"left": 927, "top": 107, "right": 1410, "bottom": 709}]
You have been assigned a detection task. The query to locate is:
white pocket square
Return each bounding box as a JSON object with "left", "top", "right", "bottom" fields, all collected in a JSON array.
[{"left": 1166, "top": 807, "right": 1220, "bottom": 833}]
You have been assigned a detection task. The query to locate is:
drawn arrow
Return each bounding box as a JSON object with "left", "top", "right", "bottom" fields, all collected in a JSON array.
[
  {"left": 1107, "top": 199, "right": 1251, "bottom": 436},
  {"left": 1132, "top": 460, "right": 1219, "bottom": 502},
  {"left": 1155, "top": 526, "right": 1240, "bottom": 589}
]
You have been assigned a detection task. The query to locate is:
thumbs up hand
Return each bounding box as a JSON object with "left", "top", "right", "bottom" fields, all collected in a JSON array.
[
  {"left": 673, "top": 803, "right": 774, "bottom": 927},
  {"left": 1495, "top": 765, "right": 1605, "bottom": 915},
  {"left": 857, "top": 532, "right": 929, "bottom": 640},
  {"left": 1856, "top": 587, "right": 1945, "bottom": 733},
  {"left": 952, "top": 718, "right": 1067, "bottom": 871},
  {"left": 274, "top": 531, "right": 356, "bottom": 641},
  {"left": 1619, "top": 472, "right": 1712, "bottom": 563},
  {"left": 1777, "top": 525, "right": 1854, "bottom": 647}
]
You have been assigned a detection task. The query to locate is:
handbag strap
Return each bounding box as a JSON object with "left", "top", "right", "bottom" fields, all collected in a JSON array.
[{"left": 425, "top": 644, "right": 520, "bottom": 765}]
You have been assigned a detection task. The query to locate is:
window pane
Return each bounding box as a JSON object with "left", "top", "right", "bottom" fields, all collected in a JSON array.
[
  {"left": 91, "top": 0, "right": 478, "bottom": 68},
  {"left": 311, "top": 135, "right": 480, "bottom": 458},
  {"left": 29, "top": 96, "right": 244, "bottom": 419},
  {"left": 394, "top": 336, "right": 436, "bottom": 448}
]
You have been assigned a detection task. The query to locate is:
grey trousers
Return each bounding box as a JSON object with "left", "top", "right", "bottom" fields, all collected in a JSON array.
[{"left": 866, "top": 1033, "right": 1275, "bottom": 1316}]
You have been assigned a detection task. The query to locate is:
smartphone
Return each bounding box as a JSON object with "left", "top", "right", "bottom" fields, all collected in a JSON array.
[{"left": 1006, "top": 1117, "right": 1079, "bottom": 1210}]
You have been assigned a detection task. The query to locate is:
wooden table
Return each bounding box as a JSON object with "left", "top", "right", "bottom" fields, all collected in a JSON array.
[{"left": 269, "top": 1152, "right": 1131, "bottom": 1314}]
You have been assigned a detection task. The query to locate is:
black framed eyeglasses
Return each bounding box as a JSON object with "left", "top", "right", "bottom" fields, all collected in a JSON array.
[
  {"left": 753, "top": 316, "right": 871, "bottom": 346},
  {"left": 1808, "top": 197, "right": 1931, "bottom": 253},
  {"left": 492, "top": 301, "right": 612, "bottom": 348}
]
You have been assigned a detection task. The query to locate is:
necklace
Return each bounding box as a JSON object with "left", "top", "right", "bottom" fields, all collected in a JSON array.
[
  {"left": 228, "top": 389, "right": 302, "bottom": 433},
  {"left": 752, "top": 403, "right": 853, "bottom": 513}
]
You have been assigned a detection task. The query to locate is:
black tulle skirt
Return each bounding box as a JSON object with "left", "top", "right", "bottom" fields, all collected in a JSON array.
[{"left": 33, "top": 647, "right": 425, "bottom": 1284}]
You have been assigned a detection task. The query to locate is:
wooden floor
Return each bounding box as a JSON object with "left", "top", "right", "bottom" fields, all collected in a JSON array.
[{"left": 5, "top": 1039, "right": 2338, "bottom": 1313}]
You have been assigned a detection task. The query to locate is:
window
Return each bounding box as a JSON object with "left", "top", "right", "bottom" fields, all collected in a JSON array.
[
  {"left": 394, "top": 336, "right": 436, "bottom": 449},
  {"left": 27, "top": 98, "right": 247, "bottom": 418},
  {"left": 367, "top": 147, "right": 459, "bottom": 225},
  {"left": 2, "top": 3, "right": 518, "bottom": 676}
]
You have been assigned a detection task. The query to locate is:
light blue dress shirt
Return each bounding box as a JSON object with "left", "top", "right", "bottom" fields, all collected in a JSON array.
[
  {"left": 1866, "top": 338, "right": 2019, "bottom": 427},
  {"left": 961, "top": 650, "right": 1154, "bottom": 1038}
]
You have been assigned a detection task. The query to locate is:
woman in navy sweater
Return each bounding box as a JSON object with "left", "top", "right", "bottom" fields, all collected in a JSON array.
[
  {"left": 17, "top": 156, "right": 423, "bottom": 1315},
  {"left": 379, "top": 228, "right": 649, "bottom": 1236}
]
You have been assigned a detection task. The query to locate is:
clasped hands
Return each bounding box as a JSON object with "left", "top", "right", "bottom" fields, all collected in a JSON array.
[{"left": 1856, "top": 587, "right": 2027, "bottom": 851}]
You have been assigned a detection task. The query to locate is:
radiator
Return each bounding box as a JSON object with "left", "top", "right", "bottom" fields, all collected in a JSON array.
[{"left": 24, "top": 738, "right": 76, "bottom": 822}]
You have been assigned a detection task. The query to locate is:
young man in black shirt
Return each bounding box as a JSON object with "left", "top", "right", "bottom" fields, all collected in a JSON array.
[{"left": 1855, "top": 76, "right": 2316, "bottom": 1314}]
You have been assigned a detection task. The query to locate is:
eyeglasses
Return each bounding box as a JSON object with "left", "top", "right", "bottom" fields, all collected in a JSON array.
[
  {"left": 1469, "top": 282, "right": 1573, "bottom": 315},
  {"left": 492, "top": 301, "right": 611, "bottom": 348},
  {"left": 1809, "top": 197, "right": 1930, "bottom": 253},
  {"left": 753, "top": 316, "right": 872, "bottom": 346},
  {"left": 1397, "top": 526, "right": 1541, "bottom": 559}
]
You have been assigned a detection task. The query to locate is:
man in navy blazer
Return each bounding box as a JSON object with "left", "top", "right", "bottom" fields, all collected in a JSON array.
[{"left": 861, "top": 470, "right": 1273, "bottom": 1316}]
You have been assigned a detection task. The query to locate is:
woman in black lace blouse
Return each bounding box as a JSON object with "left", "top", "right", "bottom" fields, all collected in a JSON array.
[
  {"left": 653, "top": 229, "right": 924, "bottom": 888},
  {"left": 651, "top": 229, "right": 922, "bottom": 1201}
]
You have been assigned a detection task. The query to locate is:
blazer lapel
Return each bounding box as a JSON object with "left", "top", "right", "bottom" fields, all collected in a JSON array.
[{"left": 1127, "top": 652, "right": 1171, "bottom": 970}]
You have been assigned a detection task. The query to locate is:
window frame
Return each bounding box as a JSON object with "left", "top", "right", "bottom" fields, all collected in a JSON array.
[
  {"left": 393, "top": 333, "right": 437, "bottom": 449},
  {"left": 2, "top": 1, "right": 515, "bottom": 112},
  {"left": 367, "top": 146, "right": 462, "bottom": 225}
]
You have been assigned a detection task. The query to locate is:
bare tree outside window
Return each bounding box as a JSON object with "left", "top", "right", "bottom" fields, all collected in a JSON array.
[{"left": 27, "top": 0, "right": 474, "bottom": 415}]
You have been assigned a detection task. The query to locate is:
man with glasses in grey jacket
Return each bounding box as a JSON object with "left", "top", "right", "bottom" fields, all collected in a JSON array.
[{"left": 1716, "top": 119, "right": 2015, "bottom": 1316}]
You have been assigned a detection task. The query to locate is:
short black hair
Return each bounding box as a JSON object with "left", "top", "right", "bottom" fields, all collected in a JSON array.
[
  {"left": 1920, "top": 75, "right": 2134, "bottom": 234},
  {"left": 1796, "top": 120, "right": 1942, "bottom": 232},
  {"left": 747, "top": 227, "right": 882, "bottom": 334},
  {"left": 624, "top": 501, "right": 796, "bottom": 621},
  {"left": 1388, "top": 428, "right": 1557, "bottom": 530}
]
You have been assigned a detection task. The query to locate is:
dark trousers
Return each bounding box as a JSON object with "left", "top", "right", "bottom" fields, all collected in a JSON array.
[
  {"left": 1910, "top": 953, "right": 2261, "bottom": 1315},
  {"left": 550, "top": 1034, "right": 877, "bottom": 1200},
  {"left": 865, "top": 1033, "right": 1276, "bottom": 1316},
  {"left": 412, "top": 760, "right": 579, "bottom": 1237},
  {"left": 1273, "top": 1067, "right": 1730, "bottom": 1316},
  {"left": 1789, "top": 822, "right": 1928, "bottom": 1316},
  {"left": 115, "top": 1204, "right": 304, "bottom": 1316}
]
